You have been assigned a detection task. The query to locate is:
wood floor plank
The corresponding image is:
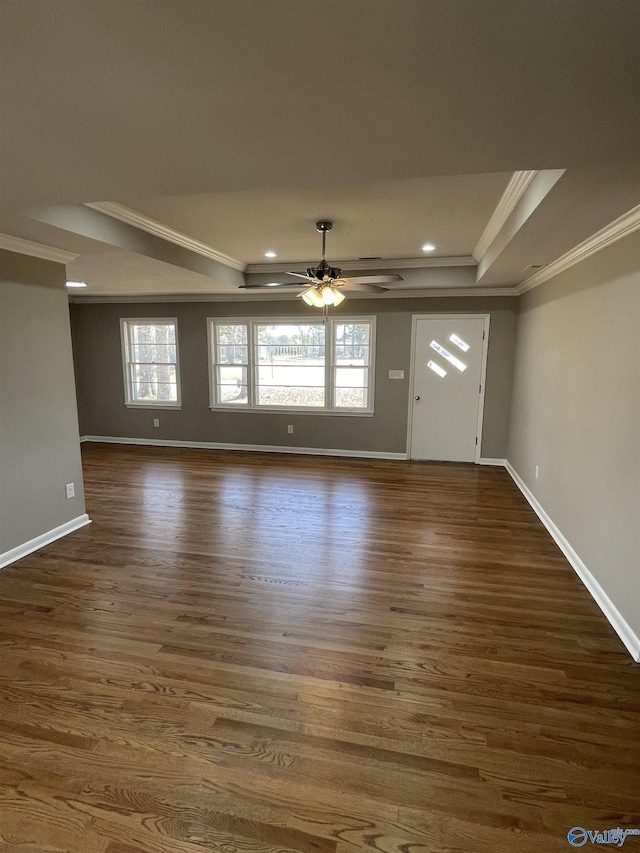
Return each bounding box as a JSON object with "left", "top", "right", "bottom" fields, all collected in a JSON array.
[{"left": 0, "top": 444, "right": 638, "bottom": 853}]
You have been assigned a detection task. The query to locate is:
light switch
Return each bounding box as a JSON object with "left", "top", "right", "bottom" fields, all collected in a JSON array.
[{"left": 388, "top": 370, "right": 405, "bottom": 380}]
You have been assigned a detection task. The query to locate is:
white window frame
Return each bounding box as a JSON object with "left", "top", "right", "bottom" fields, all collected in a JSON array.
[
  {"left": 207, "top": 316, "right": 376, "bottom": 416},
  {"left": 120, "top": 317, "right": 182, "bottom": 409}
]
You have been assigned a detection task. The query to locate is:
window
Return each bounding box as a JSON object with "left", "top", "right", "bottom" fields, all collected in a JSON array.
[
  {"left": 120, "top": 318, "right": 181, "bottom": 407},
  {"left": 208, "top": 317, "right": 375, "bottom": 414}
]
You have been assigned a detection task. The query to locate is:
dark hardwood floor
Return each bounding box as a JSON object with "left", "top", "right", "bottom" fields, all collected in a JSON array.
[{"left": 0, "top": 444, "right": 638, "bottom": 853}]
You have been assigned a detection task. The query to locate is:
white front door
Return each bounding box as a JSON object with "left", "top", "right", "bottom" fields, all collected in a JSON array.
[{"left": 409, "top": 316, "right": 487, "bottom": 462}]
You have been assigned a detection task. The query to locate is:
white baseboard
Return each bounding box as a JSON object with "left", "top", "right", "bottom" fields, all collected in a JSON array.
[
  {"left": 80, "top": 435, "right": 408, "bottom": 461},
  {"left": 478, "top": 457, "right": 507, "bottom": 466},
  {"left": 505, "top": 461, "right": 640, "bottom": 662},
  {"left": 0, "top": 514, "right": 92, "bottom": 571}
]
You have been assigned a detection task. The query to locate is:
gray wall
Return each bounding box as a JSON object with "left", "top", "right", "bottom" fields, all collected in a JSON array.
[
  {"left": 508, "top": 232, "right": 640, "bottom": 640},
  {"left": 0, "top": 250, "right": 86, "bottom": 555},
  {"left": 70, "top": 295, "right": 518, "bottom": 457}
]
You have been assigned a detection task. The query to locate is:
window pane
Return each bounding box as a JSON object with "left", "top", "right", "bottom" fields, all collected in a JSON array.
[
  {"left": 257, "top": 386, "right": 325, "bottom": 407},
  {"left": 256, "top": 323, "right": 324, "bottom": 347},
  {"left": 217, "top": 345, "right": 248, "bottom": 364},
  {"left": 216, "top": 324, "right": 248, "bottom": 346},
  {"left": 218, "top": 366, "right": 247, "bottom": 385},
  {"left": 132, "top": 344, "right": 177, "bottom": 364},
  {"left": 132, "top": 364, "right": 177, "bottom": 384},
  {"left": 335, "top": 345, "right": 369, "bottom": 367},
  {"left": 257, "top": 364, "right": 325, "bottom": 387},
  {"left": 217, "top": 366, "right": 247, "bottom": 404},
  {"left": 335, "top": 367, "right": 367, "bottom": 389},
  {"left": 256, "top": 344, "right": 325, "bottom": 364},
  {"left": 253, "top": 324, "right": 326, "bottom": 408},
  {"left": 334, "top": 324, "right": 370, "bottom": 365},
  {"left": 131, "top": 383, "right": 178, "bottom": 403},
  {"left": 131, "top": 323, "right": 175, "bottom": 344},
  {"left": 219, "top": 385, "right": 248, "bottom": 404},
  {"left": 335, "top": 388, "right": 367, "bottom": 408}
]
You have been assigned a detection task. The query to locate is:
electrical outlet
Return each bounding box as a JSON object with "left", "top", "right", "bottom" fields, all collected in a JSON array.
[
  {"left": 153, "top": 418, "right": 160, "bottom": 427},
  {"left": 388, "top": 369, "right": 405, "bottom": 380},
  {"left": 287, "top": 425, "right": 294, "bottom": 434},
  {"left": 535, "top": 465, "right": 539, "bottom": 480},
  {"left": 65, "top": 483, "right": 75, "bottom": 499}
]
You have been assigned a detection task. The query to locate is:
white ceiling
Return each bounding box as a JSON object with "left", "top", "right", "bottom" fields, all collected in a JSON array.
[
  {"left": 2, "top": 0, "right": 638, "bottom": 214},
  {"left": 1, "top": 1, "right": 638, "bottom": 296},
  {"left": 123, "top": 173, "right": 511, "bottom": 265}
]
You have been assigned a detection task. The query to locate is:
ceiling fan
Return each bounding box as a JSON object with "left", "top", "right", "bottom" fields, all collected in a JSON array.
[{"left": 239, "top": 221, "right": 403, "bottom": 307}]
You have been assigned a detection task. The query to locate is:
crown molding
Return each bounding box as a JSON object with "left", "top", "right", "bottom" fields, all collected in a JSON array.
[
  {"left": 69, "top": 286, "right": 517, "bottom": 304},
  {"left": 246, "top": 255, "right": 475, "bottom": 274},
  {"left": 84, "top": 202, "right": 246, "bottom": 272},
  {"left": 0, "top": 232, "right": 78, "bottom": 264},
  {"left": 473, "top": 171, "right": 537, "bottom": 261},
  {"left": 517, "top": 203, "right": 640, "bottom": 294}
]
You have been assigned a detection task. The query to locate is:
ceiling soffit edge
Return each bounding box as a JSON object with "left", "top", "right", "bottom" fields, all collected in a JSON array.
[
  {"left": 85, "top": 202, "right": 246, "bottom": 272},
  {"left": 517, "top": 203, "right": 640, "bottom": 294},
  {"left": 0, "top": 232, "right": 78, "bottom": 263},
  {"left": 473, "top": 171, "right": 538, "bottom": 262},
  {"left": 247, "top": 256, "right": 476, "bottom": 273}
]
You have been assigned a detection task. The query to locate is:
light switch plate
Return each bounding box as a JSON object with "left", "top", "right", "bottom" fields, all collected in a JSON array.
[{"left": 388, "top": 370, "right": 405, "bottom": 380}]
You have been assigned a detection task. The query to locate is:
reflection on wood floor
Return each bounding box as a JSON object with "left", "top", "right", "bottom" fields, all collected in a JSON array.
[{"left": 0, "top": 443, "right": 638, "bottom": 853}]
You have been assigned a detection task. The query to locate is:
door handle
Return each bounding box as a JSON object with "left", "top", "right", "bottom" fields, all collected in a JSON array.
[{"left": 415, "top": 395, "right": 420, "bottom": 401}]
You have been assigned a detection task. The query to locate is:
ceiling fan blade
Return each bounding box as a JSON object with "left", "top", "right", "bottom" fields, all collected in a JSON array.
[
  {"left": 285, "top": 271, "right": 314, "bottom": 280},
  {"left": 238, "top": 283, "right": 306, "bottom": 289},
  {"left": 339, "top": 274, "right": 404, "bottom": 285},
  {"left": 340, "top": 283, "right": 389, "bottom": 292}
]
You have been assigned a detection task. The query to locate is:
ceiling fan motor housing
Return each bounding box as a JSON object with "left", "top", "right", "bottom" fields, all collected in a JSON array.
[{"left": 307, "top": 261, "right": 343, "bottom": 282}]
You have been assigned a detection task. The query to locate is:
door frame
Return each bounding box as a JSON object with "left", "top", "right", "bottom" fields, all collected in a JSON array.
[{"left": 406, "top": 313, "right": 490, "bottom": 463}]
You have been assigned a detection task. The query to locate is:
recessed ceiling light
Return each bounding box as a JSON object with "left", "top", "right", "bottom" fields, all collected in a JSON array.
[
  {"left": 422, "top": 243, "right": 436, "bottom": 252},
  {"left": 65, "top": 280, "right": 87, "bottom": 288},
  {"left": 264, "top": 251, "right": 277, "bottom": 258},
  {"left": 264, "top": 282, "right": 281, "bottom": 287}
]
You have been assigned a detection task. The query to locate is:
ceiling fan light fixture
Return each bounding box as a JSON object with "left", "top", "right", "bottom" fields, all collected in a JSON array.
[
  {"left": 301, "top": 286, "right": 325, "bottom": 308},
  {"left": 322, "top": 286, "right": 335, "bottom": 305},
  {"left": 331, "top": 287, "right": 345, "bottom": 306}
]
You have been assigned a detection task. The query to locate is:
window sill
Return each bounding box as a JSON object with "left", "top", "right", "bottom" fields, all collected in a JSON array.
[
  {"left": 125, "top": 403, "right": 182, "bottom": 410},
  {"left": 209, "top": 406, "right": 374, "bottom": 417}
]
